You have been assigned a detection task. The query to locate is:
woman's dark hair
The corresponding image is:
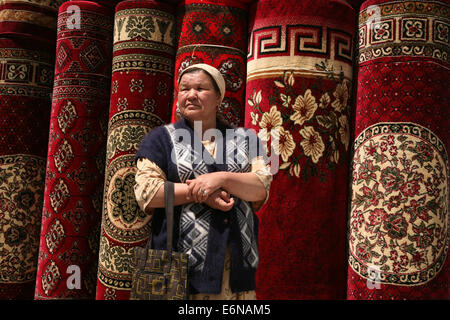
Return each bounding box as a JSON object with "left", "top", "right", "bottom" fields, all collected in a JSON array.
[{"left": 179, "top": 67, "right": 221, "bottom": 94}]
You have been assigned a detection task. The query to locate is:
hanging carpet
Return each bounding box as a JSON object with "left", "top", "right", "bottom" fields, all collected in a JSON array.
[
  {"left": 171, "top": 0, "right": 248, "bottom": 128},
  {"left": 245, "top": 0, "right": 356, "bottom": 299},
  {"left": 347, "top": 0, "right": 449, "bottom": 300},
  {"left": 95, "top": 0, "right": 176, "bottom": 300},
  {"left": 0, "top": 0, "right": 68, "bottom": 44},
  {"left": 33, "top": 1, "right": 113, "bottom": 300},
  {"left": 0, "top": 37, "right": 54, "bottom": 299}
]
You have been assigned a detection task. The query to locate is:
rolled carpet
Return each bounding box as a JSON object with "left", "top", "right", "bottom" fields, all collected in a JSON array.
[
  {"left": 95, "top": 0, "right": 176, "bottom": 300},
  {"left": 171, "top": 0, "right": 248, "bottom": 128},
  {"left": 94, "top": 0, "right": 122, "bottom": 10},
  {"left": 0, "top": 37, "right": 54, "bottom": 299},
  {"left": 33, "top": 1, "right": 113, "bottom": 300},
  {"left": 347, "top": 0, "right": 449, "bottom": 299},
  {"left": 344, "top": 0, "right": 365, "bottom": 10},
  {"left": 245, "top": 0, "right": 356, "bottom": 299}
]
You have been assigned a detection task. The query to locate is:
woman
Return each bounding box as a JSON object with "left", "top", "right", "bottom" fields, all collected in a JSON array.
[{"left": 134, "top": 63, "right": 272, "bottom": 299}]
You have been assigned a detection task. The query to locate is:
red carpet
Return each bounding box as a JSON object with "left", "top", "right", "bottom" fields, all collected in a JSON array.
[
  {"left": 0, "top": 37, "right": 54, "bottom": 299},
  {"left": 33, "top": 1, "right": 113, "bottom": 300},
  {"left": 344, "top": 0, "right": 365, "bottom": 9},
  {"left": 95, "top": 0, "right": 175, "bottom": 300},
  {"left": 347, "top": 0, "right": 449, "bottom": 299},
  {"left": 96, "top": 0, "right": 122, "bottom": 8},
  {"left": 0, "top": 0, "right": 67, "bottom": 44},
  {"left": 245, "top": 0, "right": 356, "bottom": 299},
  {"left": 171, "top": 0, "right": 248, "bottom": 128}
]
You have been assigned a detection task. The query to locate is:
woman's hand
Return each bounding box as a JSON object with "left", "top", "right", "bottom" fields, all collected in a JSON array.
[
  {"left": 186, "top": 172, "right": 226, "bottom": 203},
  {"left": 204, "top": 189, "right": 235, "bottom": 211}
]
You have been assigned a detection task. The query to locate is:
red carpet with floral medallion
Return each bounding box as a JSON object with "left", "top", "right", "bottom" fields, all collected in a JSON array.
[
  {"left": 95, "top": 0, "right": 175, "bottom": 300},
  {"left": 33, "top": 1, "right": 113, "bottom": 300},
  {"left": 245, "top": 0, "right": 356, "bottom": 299},
  {"left": 171, "top": 0, "right": 248, "bottom": 128},
  {"left": 0, "top": 37, "right": 54, "bottom": 299},
  {"left": 0, "top": 0, "right": 67, "bottom": 44},
  {"left": 347, "top": 0, "right": 449, "bottom": 300}
]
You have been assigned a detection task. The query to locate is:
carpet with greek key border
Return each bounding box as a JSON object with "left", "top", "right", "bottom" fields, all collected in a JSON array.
[{"left": 245, "top": 0, "right": 356, "bottom": 299}]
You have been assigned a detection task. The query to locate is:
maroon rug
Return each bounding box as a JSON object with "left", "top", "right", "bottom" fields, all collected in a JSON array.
[
  {"left": 0, "top": 0, "right": 67, "bottom": 44},
  {"left": 0, "top": 37, "right": 54, "bottom": 299},
  {"left": 33, "top": 1, "right": 113, "bottom": 300},
  {"left": 171, "top": 0, "right": 248, "bottom": 128}
]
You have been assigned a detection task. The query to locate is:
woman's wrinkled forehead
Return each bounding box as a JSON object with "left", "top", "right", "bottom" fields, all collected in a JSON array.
[
  {"left": 178, "top": 64, "right": 225, "bottom": 102},
  {"left": 179, "top": 69, "right": 216, "bottom": 88}
]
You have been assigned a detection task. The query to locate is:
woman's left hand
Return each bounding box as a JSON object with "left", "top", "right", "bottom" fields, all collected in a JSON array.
[{"left": 186, "top": 172, "right": 226, "bottom": 203}]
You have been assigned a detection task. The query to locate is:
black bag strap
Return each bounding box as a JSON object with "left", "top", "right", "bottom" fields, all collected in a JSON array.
[
  {"left": 164, "top": 181, "right": 174, "bottom": 255},
  {"left": 139, "top": 181, "right": 174, "bottom": 270}
]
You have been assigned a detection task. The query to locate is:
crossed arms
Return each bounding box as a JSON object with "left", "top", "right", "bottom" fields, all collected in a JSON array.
[
  {"left": 134, "top": 158, "right": 272, "bottom": 213},
  {"left": 148, "top": 171, "right": 268, "bottom": 211}
]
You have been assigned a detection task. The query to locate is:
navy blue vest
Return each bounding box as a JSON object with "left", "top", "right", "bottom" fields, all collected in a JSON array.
[{"left": 135, "top": 118, "right": 263, "bottom": 294}]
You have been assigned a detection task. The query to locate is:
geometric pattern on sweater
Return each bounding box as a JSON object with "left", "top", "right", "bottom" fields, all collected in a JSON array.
[{"left": 165, "top": 123, "right": 259, "bottom": 271}]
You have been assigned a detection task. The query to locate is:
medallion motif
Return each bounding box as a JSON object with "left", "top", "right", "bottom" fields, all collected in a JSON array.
[{"left": 349, "top": 122, "right": 448, "bottom": 286}]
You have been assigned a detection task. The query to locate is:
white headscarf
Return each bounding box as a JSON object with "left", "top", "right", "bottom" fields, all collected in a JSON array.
[{"left": 178, "top": 63, "right": 226, "bottom": 104}]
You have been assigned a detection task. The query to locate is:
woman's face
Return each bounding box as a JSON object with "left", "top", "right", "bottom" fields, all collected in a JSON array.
[{"left": 177, "top": 70, "right": 221, "bottom": 124}]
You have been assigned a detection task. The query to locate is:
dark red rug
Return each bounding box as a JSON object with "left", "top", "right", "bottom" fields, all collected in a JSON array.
[
  {"left": 95, "top": 0, "right": 175, "bottom": 300},
  {"left": 245, "top": 0, "right": 356, "bottom": 299},
  {"left": 33, "top": 1, "right": 113, "bottom": 300},
  {"left": 0, "top": 0, "right": 67, "bottom": 44},
  {"left": 347, "top": 0, "right": 449, "bottom": 299},
  {"left": 0, "top": 37, "right": 54, "bottom": 299},
  {"left": 344, "top": 0, "right": 365, "bottom": 10},
  {"left": 171, "top": 0, "right": 248, "bottom": 128},
  {"left": 95, "top": 0, "right": 122, "bottom": 8}
]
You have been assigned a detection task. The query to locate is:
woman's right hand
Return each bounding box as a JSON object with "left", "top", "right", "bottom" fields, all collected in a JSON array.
[
  {"left": 204, "top": 189, "right": 235, "bottom": 212},
  {"left": 186, "top": 172, "right": 225, "bottom": 203}
]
